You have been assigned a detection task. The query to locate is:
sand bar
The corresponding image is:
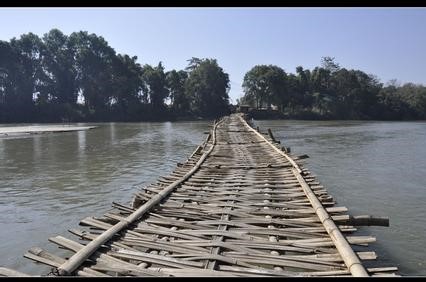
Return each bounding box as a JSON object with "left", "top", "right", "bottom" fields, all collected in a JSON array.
[{"left": 0, "top": 125, "right": 97, "bottom": 137}]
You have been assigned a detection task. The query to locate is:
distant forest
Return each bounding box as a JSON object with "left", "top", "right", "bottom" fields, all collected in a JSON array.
[
  {"left": 240, "top": 58, "right": 426, "bottom": 120},
  {"left": 0, "top": 29, "right": 230, "bottom": 122},
  {"left": 1, "top": 29, "right": 425, "bottom": 123}
]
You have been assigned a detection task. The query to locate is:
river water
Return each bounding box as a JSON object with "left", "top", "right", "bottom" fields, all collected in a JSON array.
[{"left": 0, "top": 120, "right": 425, "bottom": 276}]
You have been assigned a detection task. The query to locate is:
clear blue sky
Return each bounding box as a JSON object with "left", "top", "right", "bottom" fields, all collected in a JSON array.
[{"left": 1, "top": 7, "right": 426, "bottom": 103}]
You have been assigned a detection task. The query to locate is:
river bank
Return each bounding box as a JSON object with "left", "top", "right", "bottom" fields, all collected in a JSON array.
[{"left": 0, "top": 125, "right": 97, "bottom": 138}]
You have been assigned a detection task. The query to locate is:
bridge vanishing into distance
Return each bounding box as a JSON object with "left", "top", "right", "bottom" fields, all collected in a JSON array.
[{"left": 0, "top": 114, "right": 397, "bottom": 277}]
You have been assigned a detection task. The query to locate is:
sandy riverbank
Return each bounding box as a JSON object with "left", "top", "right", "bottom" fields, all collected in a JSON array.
[{"left": 0, "top": 125, "right": 97, "bottom": 138}]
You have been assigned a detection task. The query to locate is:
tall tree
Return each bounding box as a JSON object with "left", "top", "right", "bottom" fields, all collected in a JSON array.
[
  {"left": 295, "top": 66, "right": 313, "bottom": 108},
  {"left": 5, "top": 33, "right": 45, "bottom": 121},
  {"left": 242, "top": 65, "right": 287, "bottom": 110},
  {"left": 40, "top": 29, "right": 79, "bottom": 105},
  {"left": 0, "top": 41, "right": 22, "bottom": 121},
  {"left": 321, "top": 56, "right": 341, "bottom": 73},
  {"left": 141, "top": 62, "right": 169, "bottom": 110},
  {"left": 166, "top": 69, "right": 189, "bottom": 113},
  {"left": 69, "top": 31, "right": 117, "bottom": 117},
  {"left": 185, "top": 58, "right": 230, "bottom": 118},
  {"left": 110, "top": 54, "right": 144, "bottom": 119}
]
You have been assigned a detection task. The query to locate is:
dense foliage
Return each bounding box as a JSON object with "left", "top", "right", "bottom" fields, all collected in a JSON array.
[
  {"left": 240, "top": 57, "right": 426, "bottom": 120},
  {"left": 1, "top": 29, "right": 425, "bottom": 123},
  {"left": 0, "top": 29, "right": 231, "bottom": 122}
]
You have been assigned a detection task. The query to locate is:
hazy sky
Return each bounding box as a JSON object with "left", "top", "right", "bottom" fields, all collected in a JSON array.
[{"left": 1, "top": 7, "right": 425, "bottom": 102}]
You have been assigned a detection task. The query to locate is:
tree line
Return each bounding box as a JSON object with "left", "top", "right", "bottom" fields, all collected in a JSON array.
[
  {"left": 240, "top": 57, "right": 426, "bottom": 120},
  {"left": 0, "top": 29, "right": 231, "bottom": 122},
  {"left": 1, "top": 29, "right": 425, "bottom": 123}
]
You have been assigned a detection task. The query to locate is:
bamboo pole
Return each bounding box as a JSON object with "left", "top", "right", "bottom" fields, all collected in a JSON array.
[
  {"left": 238, "top": 114, "right": 369, "bottom": 277},
  {"left": 56, "top": 118, "right": 224, "bottom": 276}
]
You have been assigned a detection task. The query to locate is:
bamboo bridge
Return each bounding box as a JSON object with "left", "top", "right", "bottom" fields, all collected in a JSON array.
[{"left": 0, "top": 113, "right": 397, "bottom": 277}]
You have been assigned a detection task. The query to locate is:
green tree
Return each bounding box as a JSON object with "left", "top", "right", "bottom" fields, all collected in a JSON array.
[
  {"left": 166, "top": 69, "right": 189, "bottom": 113},
  {"left": 5, "top": 33, "right": 45, "bottom": 121},
  {"left": 286, "top": 73, "right": 303, "bottom": 114},
  {"left": 321, "top": 56, "right": 341, "bottom": 73},
  {"left": 69, "top": 31, "right": 117, "bottom": 118},
  {"left": 141, "top": 62, "right": 169, "bottom": 110},
  {"left": 40, "top": 29, "right": 79, "bottom": 105},
  {"left": 0, "top": 41, "right": 21, "bottom": 121},
  {"left": 110, "top": 54, "right": 144, "bottom": 119},
  {"left": 329, "top": 69, "right": 382, "bottom": 118},
  {"left": 242, "top": 65, "right": 269, "bottom": 109},
  {"left": 377, "top": 85, "right": 411, "bottom": 119},
  {"left": 242, "top": 65, "right": 287, "bottom": 110},
  {"left": 379, "top": 83, "right": 426, "bottom": 119},
  {"left": 185, "top": 58, "right": 230, "bottom": 118},
  {"left": 295, "top": 66, "right": 313, "bottom": 108}
]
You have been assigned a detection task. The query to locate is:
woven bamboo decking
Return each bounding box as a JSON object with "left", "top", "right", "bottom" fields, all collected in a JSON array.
[{"left": 1, "top": 113, "right": 398, "bottom": 277}]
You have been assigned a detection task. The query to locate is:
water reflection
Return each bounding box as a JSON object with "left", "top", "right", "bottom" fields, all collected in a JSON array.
[
  {"left": 110, "top": 122, "right": 116, "bottom": 143},
  {"left": 32, "top": 135, "right": 42, "bottom": 162},
  {"left": 77, "top": 129, "right": 87, "bottom": 161}
]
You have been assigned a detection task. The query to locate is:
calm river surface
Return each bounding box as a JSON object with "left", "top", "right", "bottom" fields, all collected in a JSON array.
[{"left": 1, "top": 120, "right": 425, "bottom": 276}]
